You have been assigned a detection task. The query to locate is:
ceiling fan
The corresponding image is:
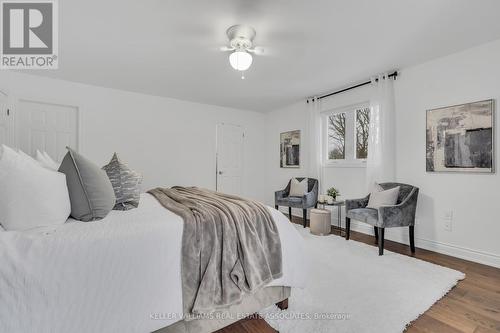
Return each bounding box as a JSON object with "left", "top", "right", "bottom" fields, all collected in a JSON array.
[{"left": 220, "top": 25, "right": 264, "bottom": 79}]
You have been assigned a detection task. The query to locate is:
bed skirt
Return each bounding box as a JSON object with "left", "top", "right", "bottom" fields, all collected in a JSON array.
[{"left": 155, "top": 286, "right": 291, "bottom": 333}]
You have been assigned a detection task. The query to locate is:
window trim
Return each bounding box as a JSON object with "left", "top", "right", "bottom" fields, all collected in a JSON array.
[{"left": 322, "top": 102, "right": 370, "bottom": 168}]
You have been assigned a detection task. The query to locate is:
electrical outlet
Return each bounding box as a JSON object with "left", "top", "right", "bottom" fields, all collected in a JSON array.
[
  {"left": 443, "top": 211, "right": 453, "bottom": 232},
  {"left": 443, "top": 219, "right": 452, "bottom": 232}
]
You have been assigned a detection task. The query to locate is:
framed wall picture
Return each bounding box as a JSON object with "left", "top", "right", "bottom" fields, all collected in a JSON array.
[
  {"left": 426, "top": 99, "right": 494, "bottom": 173},
  {"left": 280, "top": 130, "right": 300, "bottom": 168}
]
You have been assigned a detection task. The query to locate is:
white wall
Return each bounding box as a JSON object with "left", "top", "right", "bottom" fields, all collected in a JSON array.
[
  {"left": 393, "top": 39, "right": 500, "bottom": 267},
  {"left": 0, "top": 71, "right": 267, "bottom": 202},
  {"left": 265, "top": 39, "right": 500, "bottom": 268}
]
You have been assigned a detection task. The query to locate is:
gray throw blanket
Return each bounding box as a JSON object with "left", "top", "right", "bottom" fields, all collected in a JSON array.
[{"left": 148, "top": 187, "right": 282, "bottom": 316}]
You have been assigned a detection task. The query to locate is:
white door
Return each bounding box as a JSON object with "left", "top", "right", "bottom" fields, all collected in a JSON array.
[
  {"left": 0, "top": 90, "right": 11, "bottom": 147},
  {"left": 17, "top": 100, "right": 78, "bottom": 161},
  {"left": 216, "top": 123, "right": 244, "bottom": 195}
]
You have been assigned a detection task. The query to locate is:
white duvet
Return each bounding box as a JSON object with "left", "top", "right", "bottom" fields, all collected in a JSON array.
[{"left": 0, "top": 194, "right": 306, "bottom": 333}]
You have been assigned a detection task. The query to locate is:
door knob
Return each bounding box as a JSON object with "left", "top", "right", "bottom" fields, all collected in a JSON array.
[{"left": 218, "top": 171, "right": 223, "bottom": 175}]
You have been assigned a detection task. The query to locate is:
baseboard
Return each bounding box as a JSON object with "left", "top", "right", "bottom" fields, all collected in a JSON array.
[
  {"left": 349, "top": 221, "right": 500, "bottom": 269},
  {"left": 276, "top": 208, "right": 500, "bottom": 268}
]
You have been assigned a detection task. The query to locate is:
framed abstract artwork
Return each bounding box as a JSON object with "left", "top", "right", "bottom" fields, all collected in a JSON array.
[
  {"left": 426, "top": 99, "right": 494, "bottom": 173},
  {"left": 280, "top": 130, "right": 300, "bottom": 168}
]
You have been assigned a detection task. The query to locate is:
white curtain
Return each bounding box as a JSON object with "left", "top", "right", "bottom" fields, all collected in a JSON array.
[
  {"left": 366, "top": 74, "right": 396, "bottom": 189},
  {"left": 307, "top": 97, "right": 324, "bottom": 193}
]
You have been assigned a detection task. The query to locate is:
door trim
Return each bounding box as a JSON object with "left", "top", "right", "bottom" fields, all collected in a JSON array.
[{"left": 0, "top": 89, "right": 12, "bottom": 146}]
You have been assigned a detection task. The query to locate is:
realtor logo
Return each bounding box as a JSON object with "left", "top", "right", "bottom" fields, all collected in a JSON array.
[{"left": 1, "top": 0, "right": 58, "bottom": 69}]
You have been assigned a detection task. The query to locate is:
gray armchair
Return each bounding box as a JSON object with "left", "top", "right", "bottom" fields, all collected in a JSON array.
[
  {"left": 345, "top": 183, "right": 419, "bottom": 255},
  {"left": 275, "top": 178, "right": 319, "bottom": 228}
]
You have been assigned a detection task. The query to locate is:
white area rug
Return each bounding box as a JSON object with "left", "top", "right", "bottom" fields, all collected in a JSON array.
[{"left": 260, "top": 225, "right": 465, "bottom": 333}]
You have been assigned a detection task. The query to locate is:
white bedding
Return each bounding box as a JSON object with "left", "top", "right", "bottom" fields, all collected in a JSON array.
[{"left": 0, "top": 193, "right": 306, "bottom": 333}]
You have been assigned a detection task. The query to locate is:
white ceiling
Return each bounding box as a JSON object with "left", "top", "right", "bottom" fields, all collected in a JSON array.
[{"left": 28, "top": 0, "right": 500, "bottom": 112}]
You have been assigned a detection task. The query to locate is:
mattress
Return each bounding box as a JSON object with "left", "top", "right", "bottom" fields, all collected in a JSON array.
[{"left": 0, "top": 193, "right": 306, "bottom": 333}]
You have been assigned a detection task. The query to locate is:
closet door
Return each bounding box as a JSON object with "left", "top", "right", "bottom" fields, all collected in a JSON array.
[
  {"left": 17, "top": 100, "right": 78, "bottom": 161},
  {"left": 0, "top": 91, "right": 10, "bottom": 147}
]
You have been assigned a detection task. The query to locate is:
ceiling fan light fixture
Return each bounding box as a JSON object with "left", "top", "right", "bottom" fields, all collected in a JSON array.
[{"left": 229, "top": 50, "right": 253, "bottom": 71}]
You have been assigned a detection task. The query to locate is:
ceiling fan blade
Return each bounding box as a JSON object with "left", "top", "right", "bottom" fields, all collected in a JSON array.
[
  {"left": 248, "top": 46, "right": 265, "bottom": 55},
  {"left": 219, "top": 46, "right": 234, "bottom": 52}
]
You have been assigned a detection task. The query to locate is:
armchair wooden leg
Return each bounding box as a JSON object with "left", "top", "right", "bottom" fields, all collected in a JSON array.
[
  {"left": 378, "top": 227, "right": 385, "bottom": 255},
  {"left": 374, "top": 226, "right": 379, "bottom": 244},
  {"left": 288, "top": 207, "right": 292, "bottom": 221},
  {"left": 345, "top": 217, "right": 350, "bottom": 240},
  {"left": 276, "top": 298, "right": 288, "bottom": 310},
  {"left": 275, "top": 205, "right": 278, "bottom": 210},
  {"left": 409, "top": 226, "right": 415, "bottom": 254},
  {"left": 302, "top": 209, "right": 307, "bottom": 228}
]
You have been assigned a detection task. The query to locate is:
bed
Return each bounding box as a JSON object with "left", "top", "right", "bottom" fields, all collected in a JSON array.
[{"left": 0, "top": 193, "right": 306, "bottom": 333}]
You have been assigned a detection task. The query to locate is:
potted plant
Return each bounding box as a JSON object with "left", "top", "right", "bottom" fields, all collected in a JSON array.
[{"left": 326, "top": 187, "right": 340, "bottom": 201}]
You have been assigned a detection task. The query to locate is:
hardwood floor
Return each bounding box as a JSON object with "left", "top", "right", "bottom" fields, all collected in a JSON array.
[{"left": 216, "top": 216, "right": 500, "bottom": 333}]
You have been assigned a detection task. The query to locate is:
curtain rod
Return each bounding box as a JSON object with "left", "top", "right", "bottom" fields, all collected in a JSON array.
[{"left": 307, "top": 71, "right": 398, "bottom": 103}]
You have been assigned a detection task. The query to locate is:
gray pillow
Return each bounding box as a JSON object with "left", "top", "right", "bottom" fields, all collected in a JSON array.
[
  {"left": 102, "top": 153, "right": 142, "bottom": 210},
  {"left": 58, "top": 147, "right": 116, "bottom": 221}
]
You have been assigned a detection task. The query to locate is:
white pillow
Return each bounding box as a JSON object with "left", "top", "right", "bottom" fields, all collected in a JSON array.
[
  {"left": 366, "top": 182, "right": 400, "bottom": 209},
  {"left": 44, "top": 151, "right": 60, "bottom": 169},
  {"left": 35, "top": 149, "right": 49, "bottom": 164},
  {"left": 289, "top": 178, "right": 308, "bottom": 197},
  {"left": 18, "top": 150, "right": 39, "bottom": 165},
  {"left": 36, "top": 150, "right": 60, "bottom": 171},
  {"left": 0, "top": 145, "right": 71, "bottom": 231}
]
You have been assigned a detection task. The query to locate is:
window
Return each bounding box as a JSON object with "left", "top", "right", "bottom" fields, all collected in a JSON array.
[
  {"left": 324, "top": 103, "right": 370, "bottom": 166},
  {"left": 328, "top": 113, "right": 345, "bottom": 160},
  {"left": 355, "top": 107, "right": 370, "bottom": 159}
]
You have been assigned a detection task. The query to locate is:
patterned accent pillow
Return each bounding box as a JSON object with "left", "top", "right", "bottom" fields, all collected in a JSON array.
[{"left": 102, "top": 153, "right": 143, "bottom": 210}]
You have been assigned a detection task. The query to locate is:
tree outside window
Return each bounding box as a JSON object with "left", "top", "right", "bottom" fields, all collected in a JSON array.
[
  {"left": 328, "top": 113, "right": 346, "bottom": 159},
  {"left": 356, "top": 107, "right": 370, "bottom": 159}
]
